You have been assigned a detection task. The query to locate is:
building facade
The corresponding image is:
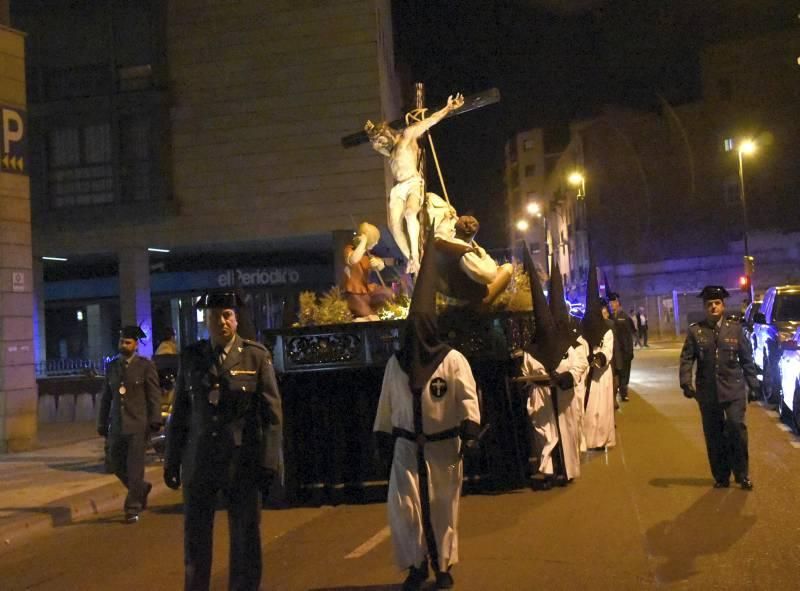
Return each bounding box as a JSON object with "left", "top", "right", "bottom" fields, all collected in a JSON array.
[
  {"left": 505, "top": 29, "right": 800, "bottom": 326},
  {"left": 13, "top": 0, "right": 401, "bottom": 363}
]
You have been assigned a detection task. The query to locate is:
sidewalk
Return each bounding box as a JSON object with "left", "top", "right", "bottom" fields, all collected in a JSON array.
[{"left": 0, "top": 421, "right": 167, "bottom": 553}]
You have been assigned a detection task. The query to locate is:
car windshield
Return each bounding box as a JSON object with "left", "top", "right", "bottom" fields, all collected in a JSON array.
[{"left": 774, "top": 293, "right": 800, "bottom": 322}]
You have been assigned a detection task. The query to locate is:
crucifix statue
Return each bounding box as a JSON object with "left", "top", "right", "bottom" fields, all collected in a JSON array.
[{"left": 342, "top": 85, "right": 500, "bottom": 275}]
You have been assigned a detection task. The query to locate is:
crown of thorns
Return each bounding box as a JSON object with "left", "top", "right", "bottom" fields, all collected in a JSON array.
[{"left": 364, "top": 120, "right": 391, "bottom": 140}]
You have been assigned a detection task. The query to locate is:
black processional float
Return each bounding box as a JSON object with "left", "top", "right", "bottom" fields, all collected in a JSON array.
[{"left": 262, "top": 84, "right": 540, "bottom": 505}]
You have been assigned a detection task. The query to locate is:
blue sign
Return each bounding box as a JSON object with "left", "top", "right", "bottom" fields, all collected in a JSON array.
[{"left": 1, "top": 105, "right": 26, "bottom": 175}]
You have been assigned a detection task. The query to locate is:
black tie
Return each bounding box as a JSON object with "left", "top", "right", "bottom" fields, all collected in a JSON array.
[{"left": 214, "top": 345, "right": 226, "bottom": 368}]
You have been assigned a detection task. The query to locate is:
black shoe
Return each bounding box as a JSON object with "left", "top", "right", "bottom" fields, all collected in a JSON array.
[
  {"left": 713, "top": 480, "right": 730, "bottom": 489},
  {"left": 124, "top": 512, "right": 139, "bottom": 524},
  {"left": 435, "top": 571, "right": 454, "bottom": 589},
  {"left": 739, "top": 478, "right": 754, "bottom": 490},
  {"left": 402, "top": 561, "right": 429, "bottom": 591},
  {"left": 142, "top": 482, "right": 153, "bottom": 510},
  {"left": 621, "top": 395, "right": 630, "bottom": 402}
]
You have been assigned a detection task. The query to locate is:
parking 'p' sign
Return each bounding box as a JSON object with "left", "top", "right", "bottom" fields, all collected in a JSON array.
[{"left": 1, "top": 105, "right": 26, "bottom": 175}]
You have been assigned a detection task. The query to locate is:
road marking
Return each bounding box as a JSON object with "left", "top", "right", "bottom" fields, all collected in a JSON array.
[
  {"left": 790, "top": 441, "right": 800, "bottom": 449},
  {"left": 776, "top": 423, "right": 793, "bottom": 433},
  {"left": 345, "top": 526, "right": 391, "bottom": 559}
]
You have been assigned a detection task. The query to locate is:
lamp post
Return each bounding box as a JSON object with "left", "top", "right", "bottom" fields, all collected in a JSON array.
[{"left": 737, "top": 139, "right": 756, "bottom": 302}]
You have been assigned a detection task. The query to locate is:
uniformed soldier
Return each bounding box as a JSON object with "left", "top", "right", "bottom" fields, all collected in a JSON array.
[
  {"left": 679, "top": 286, "right": 760, "bottom": 490},
  {"left": 164, "top": 291, "right": 283, "bottom": 591},
  {"left": 97, "top": 325, "right": 161, "bottom": 523}
]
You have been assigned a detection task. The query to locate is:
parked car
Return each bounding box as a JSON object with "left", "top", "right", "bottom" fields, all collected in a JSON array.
[
  {"left": 777, "top": 325, "right": 800, "bottom": 432},
  {"left": 742, "top": 299, "right": 762, "bottom": 351},
  {"left": 752, "top": 286, "right": 800, "bottom": 404}
]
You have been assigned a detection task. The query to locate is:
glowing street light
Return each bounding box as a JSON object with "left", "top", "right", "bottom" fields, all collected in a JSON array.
[
  {"left": 515, "top": 219, "right": 529, "bottom": 232},
  {"left": 738, "top": 139, "right": 757, "bottom": 156},
  {"left": 737, "top": 138, "right": 757, "bottom": 301},
  {"left": 568, "top": 171, "right": 586, "bottom": 199},
  {"left": 526, "top": 201, "right": 541, "bottom": 216}
]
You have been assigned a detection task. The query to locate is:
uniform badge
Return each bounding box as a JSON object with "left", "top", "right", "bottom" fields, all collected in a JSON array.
[{"left": 430, "top": 378, "right": 448, "bottom": 399}]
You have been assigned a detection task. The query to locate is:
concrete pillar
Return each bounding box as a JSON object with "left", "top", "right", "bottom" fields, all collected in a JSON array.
[
  {"left": 0, "top": 26, "right": 36, "bottom": 452},
  {"left": 86, "top": 302, "right": 114, "bottom": 362},
  {"left": 32, "top": 257, "right": 45, "bottom": 368},
  {"left": 118, "top": 248, "right": 153, "bottom": 358}
]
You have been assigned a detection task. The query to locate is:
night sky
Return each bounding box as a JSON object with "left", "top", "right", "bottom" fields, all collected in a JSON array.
[{"left": 391, "top": 0, "right": 795, "bottom": 249}]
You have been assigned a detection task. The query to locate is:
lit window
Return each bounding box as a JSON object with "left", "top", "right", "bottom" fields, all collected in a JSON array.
[
  {"left": 523, "top": 139, "right": 536, "bottom": 151},
  {"left": 723, "top": 138, "right": 735, "bottom": 152}
]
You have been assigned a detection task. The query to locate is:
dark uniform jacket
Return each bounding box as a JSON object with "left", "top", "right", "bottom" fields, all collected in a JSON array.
[
  {"left": 97, "top": 354, "right": 161, "bottom": 436},
  {"left": 679, "top": 317, "right": 760, "bottom": 404},
  {"left": 610, "top": 310, "right": 634, "bottom": 368},
  {"left": 165, "top": 335, "right": 283, "bottom": 485}
]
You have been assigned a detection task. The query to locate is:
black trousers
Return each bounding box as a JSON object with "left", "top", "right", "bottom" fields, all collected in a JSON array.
[
  {"left": 183, "top": 450, "right": 262, "bottom": 591},
  {"left": 614, "top": 360, "right": 632, "bottom": 396},
  {"left": 698, "top": 396, "right": 749, "bottom": 482},
  {"left": 108, "top": 430, "right": 149, "bottom": 513},
  {"left": 639, "top": 326, "right": 648, "bottom": 346}
]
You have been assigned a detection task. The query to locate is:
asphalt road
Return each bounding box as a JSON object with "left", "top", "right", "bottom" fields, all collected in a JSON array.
[{"left": 3, "top": 345, "right": 799, "bottom": 590}]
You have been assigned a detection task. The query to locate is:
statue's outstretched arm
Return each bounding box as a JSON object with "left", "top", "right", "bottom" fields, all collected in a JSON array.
[{"left": 405, "top": 93, "right": 464, "bottom": 140}]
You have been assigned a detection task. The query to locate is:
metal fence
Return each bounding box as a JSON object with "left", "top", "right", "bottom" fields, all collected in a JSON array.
[{"left": 35, "top": 357, "right": 113, "bottom": 378}]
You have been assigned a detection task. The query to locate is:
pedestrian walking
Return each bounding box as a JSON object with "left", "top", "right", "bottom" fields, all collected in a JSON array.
[
  {"left": 97, "top": 325, "right": 161, "bottom": 523},
  {"left": 164, "top": 290, "right": 283, "bottom": 591},
  {"left": 630, "top": 308, "right": 641, "bottom": 348},
  {"left": 373, "top": 231, "right": 481, "bottom": 591},
  {"left": 608, "top": 293, "right": 635, "bottom": 402},
  {"left": 637, "top": 307, "right": 649, "bottom": 347},
  {"left": 679, "top": 286, "right": 760, "bottom": 490}
]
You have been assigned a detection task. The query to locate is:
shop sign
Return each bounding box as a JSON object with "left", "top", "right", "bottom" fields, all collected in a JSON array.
[{"left": 217, "top": 268, "right": 302, "bottom": 288}]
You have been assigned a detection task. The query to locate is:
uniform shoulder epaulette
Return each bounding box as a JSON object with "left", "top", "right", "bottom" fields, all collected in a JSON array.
[
  {"left": 688, "top": 321, "right": 699, "bottom": 328},
  {"left": 725, "top": 315, "right": 741, "bottom": 323},
  {"left": 241, "top": 338, "right": 267, "bottom": 352}
]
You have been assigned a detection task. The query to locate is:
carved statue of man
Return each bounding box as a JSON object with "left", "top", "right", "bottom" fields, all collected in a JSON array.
[
  {"left": 364, "top": 93, "right": 464, "bottom": 275},
  {"left": 342, "top": 222, "right": 394, "bottom": 321}
]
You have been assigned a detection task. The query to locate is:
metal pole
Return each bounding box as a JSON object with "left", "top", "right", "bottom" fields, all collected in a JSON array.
[{"left": 738, "top": 150, "right": 755, "bottom": 302}]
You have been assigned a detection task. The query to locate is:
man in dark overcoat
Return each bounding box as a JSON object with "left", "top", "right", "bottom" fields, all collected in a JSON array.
[
  {"left": 164, "top": 290, "right": 283, "bottom": 591},
  {"left": 608, "top": 293, "right": 635, "bottom": 402},
  {"left": 97, "top": 325, "right": 161, "bottom": 523},
  {"left": 679, "top": 286, "right": 760, "bottom": 490}
]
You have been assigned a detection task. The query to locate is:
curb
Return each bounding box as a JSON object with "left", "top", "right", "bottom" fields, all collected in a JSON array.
[{"left": 0, "top": 464, "right": 170, "bottom": 554}]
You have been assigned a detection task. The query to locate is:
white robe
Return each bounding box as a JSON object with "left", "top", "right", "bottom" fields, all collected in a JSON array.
[
  {"left": 572, "top": 336, "right": 591, "bottom": 453},
  {"left": 583, "top": 329, "right": 616, "bottom": 449},
  {"left": 523, "top": 344, "right": 588, "bottom": 479},
  {"left": 373, "top": 350, "right": 481, "bottom": 571}
]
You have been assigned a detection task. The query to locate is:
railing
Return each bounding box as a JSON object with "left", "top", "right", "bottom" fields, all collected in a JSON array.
[{"left": 35, "top": 357, "right": 113, "bottom": 378}]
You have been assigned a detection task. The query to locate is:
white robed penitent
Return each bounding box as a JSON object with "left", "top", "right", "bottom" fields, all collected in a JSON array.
[
  {"left": 373, "top": 349, "right": 481, "bottom": 571},
  {"left": 523, "top": 343, "right": 588, "bottom": 479},
  {"left": 583, "top": 328, "right": 616, "bottom": 449}
]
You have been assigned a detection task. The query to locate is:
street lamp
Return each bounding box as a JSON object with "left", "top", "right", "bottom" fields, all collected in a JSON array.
[
  {"left": 526, "top": 201, "right": 541, "bottom": 216},
  {"left": 737, "top": 138, "right": 757, "bottom": 302},
  {"left": 515, "top": 219, "right": 529, "bottom": 232},
  {"left": 568, "top": 171, "right": 586, "bottom": 199}
]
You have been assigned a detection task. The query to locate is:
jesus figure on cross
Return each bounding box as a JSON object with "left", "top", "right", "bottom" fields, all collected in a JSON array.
[{"left": 364, "top": 93, "right": 464, "bottom": 275}]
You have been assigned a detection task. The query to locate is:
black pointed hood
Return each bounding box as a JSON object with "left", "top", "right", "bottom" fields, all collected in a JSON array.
[
  {"left": 549, "top": 259, "right": 571, "bottom": 330},
  {"left": 522, "top": 243, "right": 562, "bottom": 373},
  {"left": 396, "top": 228, "right": 451, "bottom": 390},
  {"left": 549, "top": 257, "right": 578, "bottom": 350},
  {"left": 581, "top": 256, "right": 607, "bottom": 350}
]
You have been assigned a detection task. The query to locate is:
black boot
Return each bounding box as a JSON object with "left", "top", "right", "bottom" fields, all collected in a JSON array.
[{"left": 402, "top": 560, "right": 429, "bottom": 591}]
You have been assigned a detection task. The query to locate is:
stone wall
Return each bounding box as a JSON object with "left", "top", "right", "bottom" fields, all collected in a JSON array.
[{"left": 0, "top": 24, "right": 34, "bottom": 452}]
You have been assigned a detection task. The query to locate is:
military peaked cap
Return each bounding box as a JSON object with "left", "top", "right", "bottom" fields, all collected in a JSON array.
[
  {"left": 195, "top": 290, "right": 245, "bottom": 309},
  {"left": 120, "top": 325, "right": 147, "bottom": 340},
  {"left": 697, "top": 285, "right": 730, "bottom": 301}
]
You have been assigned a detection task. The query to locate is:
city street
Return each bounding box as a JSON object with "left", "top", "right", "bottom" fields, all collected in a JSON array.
[{"left": 2, "top": 343, "right": 799, "bottom": 590}]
